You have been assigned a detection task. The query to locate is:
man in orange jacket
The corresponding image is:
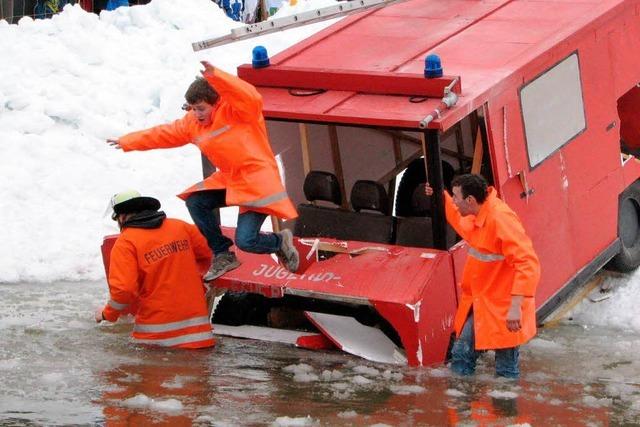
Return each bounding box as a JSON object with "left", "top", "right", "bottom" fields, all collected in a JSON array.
[
  {"left": 95, "top": 190, "right": 216, "bottom": 349},
  {"left": 426, "top": 174, "right": 540, "bottom": 378},
  {"left": 107, "top": 61, "right": 299, "bottom": 282}
]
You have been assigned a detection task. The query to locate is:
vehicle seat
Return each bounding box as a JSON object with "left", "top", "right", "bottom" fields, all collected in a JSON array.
[
  {"left": 347, "top": 180, "right": 394, "bottom": 244},
  {"left": 293, "top": 173, "right": 394, "bottom": 244},
  {"left": 395, "top": 217, "right": 458, "bottom": 248},
  {"left": 293, "top": 171, "right": 352, "bottom": 239}
]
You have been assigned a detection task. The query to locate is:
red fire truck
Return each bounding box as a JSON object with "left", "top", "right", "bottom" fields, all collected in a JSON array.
[{"left": 103, "top": 0, "right": 640, "bottom": 366}]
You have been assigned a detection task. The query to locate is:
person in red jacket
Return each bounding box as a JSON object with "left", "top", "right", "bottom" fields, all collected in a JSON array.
[
  {"left": 426, "top": 174, "right": 540, "bottom": 378},
  {"left": 95, "top": 190, "right": 216, "bottom": 349},
  {"left": 107, "top": 61, "right": 299, "bottom": 282}
]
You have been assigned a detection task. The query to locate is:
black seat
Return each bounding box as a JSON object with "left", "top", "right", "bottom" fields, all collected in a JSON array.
[
  {"left": 350, "top": 180, "right": 390, "bottom": 215},
  {"left": 294, "top": 171, "right": 353, "bottom": 239},
  {"left": 303, "top": 170, "right": 342, "bottom": 206},
  {"left": 395, "top": 217, "right": 458, "bottom": 248},
  {"left": 347, "top": 180, "right": 394, "bottom": 244},
  {"left": 293, "top": 173, "right": 394, "bottom": 244}
]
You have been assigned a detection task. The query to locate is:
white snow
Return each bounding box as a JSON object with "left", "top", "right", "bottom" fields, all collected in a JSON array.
[
  {"left": 350, "top": 375, "right": 372, "bottom": 385},
  {"left": 149, "top": 398, "right": 184, "bottom": 413},
  {"left": 572, "top": 271, "right": 640, "bottom": 333},
  {"left": 382, "top": 369, "right": 403, "bottom": 381},
  {"left": 272, "top": 416, "right": 318, "bottom": 426},
  {"left": 444, "top": 388, "right": 465, "bottom": 397},
  {"left": 389, "top": 384, "right": 425, "bottom": 395},
  {"left": 122, "top": 393, "right": 183, "bottom": 413},
  {"left": 41, "top": 372, "right": 65, "bottom": 383},
  {"left": 0, "top": 359, "right": 20, "bottom": 370},
  {"left": 0, "top": 0, "right": 339, "bottom": 283},
  {"left": 282, "top": 363, "right": 314, "bottom": 374},
  {"left": 337, "top": 410, "right": 357, "bottom": 418},
  {"left": 488, "top": 390, "right": 518, "bottom": 399},
  {"left": 581, "top": 395, "right": 612, "bottom": 408},
  {"left": 320, "top": 369, "right": 344, "bottom": 381},
  {"left": 352, "top": 365, "right": 379, "bottom": 377},
  {"left": 293, "top": 372, "right": 319, "bottom": 383}
]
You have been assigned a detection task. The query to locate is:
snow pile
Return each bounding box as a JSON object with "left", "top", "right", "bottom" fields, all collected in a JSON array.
[
  {"left": 389, "top": 384, "right": 425, "bottom": 395},
  {"left": 122, "top": 393, "right": 183, "bottom": 413},
  {"left": 337, "top": 410, "right": 357, "bottom": 418},
  {"left": 488, "top": 390, "right": 518, "bottom": 399},
  {"left": 272, "top": 416, "right": 318, "bottom": 426},
  {"left": 572, "top": 271, "right": 640, "bottom": 333},
  {"left": 0, "top": 0, "right": 338, "bottom": 283},
  {"left": 282, "top": 363, "right": 319, "bottom": 382}
]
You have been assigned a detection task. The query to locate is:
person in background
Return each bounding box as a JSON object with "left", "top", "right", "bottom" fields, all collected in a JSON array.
[
  {"left": 425, "top": 174, "right": 540, "bottom": 378},
  {"left": 34, "top": 0, "right": 71, "bottom": 19},
  {"left": 95, "top": 190, "right": 215, "bottom": 349},
  {"left": 105, "top": 0, "right": 129, "bottom": 10},
  {"left": 107, "top": 61, "right": 299, "bottom": 282}
]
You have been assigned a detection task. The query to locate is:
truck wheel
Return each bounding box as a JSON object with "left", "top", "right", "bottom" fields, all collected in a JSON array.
[{"left": 608, "top": 184, "right": 640, "bottom": 272}]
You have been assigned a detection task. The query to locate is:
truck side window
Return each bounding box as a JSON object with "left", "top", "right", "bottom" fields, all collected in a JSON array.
[{"left": 520, "top": 52, "right": 586, "bottom": 168}]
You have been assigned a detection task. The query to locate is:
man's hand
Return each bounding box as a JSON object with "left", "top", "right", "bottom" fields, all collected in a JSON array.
[
  {"left": 200, "top": 60, "right": 215, "bottom": 77},
  {"left": 107, "top": 138, "right": 122, "bottom": 149},
  {"left": 95, "top": 307, "right": 104, "bottom": 323},
  {"left": 506, "top": 295, "right": 524, "bottom": 332},
  {"left": 424, "top": 183, "right": 434, "bottom": 196}
]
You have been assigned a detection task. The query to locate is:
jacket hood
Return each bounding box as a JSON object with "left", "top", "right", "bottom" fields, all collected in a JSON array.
[{"left": 122, "top": 210, "right": 166, "bottom": 229}]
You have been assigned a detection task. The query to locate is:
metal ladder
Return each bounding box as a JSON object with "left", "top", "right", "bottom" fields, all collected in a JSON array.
[{"left": 192, "top": 0, "right": 405, "bottom": 51}]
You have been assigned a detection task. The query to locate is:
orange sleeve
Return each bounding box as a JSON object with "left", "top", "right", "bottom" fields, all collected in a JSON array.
[
  {"left": 119, "top": 116, "right": 192, "bottom": 151},
  {"left": 203, "top": 67, "right": 262, "bottom": 122},
  {"left": 103, "top": 239, "right": 140, "bottom": 322},
  {"left": 185, "top": 223, "right": 212, "bottom": 275},
  {"left": 496, "top": 211, "right": 541, "bottom": 297},
  {"left": 444, "top": 191, "right": 469, "bottom": 239}
]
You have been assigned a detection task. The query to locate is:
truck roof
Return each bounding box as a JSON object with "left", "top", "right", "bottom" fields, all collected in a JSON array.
[{"left": 238, "top": 0, "right": 629, "bottom": 130}]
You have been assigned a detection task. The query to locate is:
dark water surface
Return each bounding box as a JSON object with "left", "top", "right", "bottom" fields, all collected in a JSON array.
[{"left": 1, "top": 281, "right": 639, "bottom": 426}]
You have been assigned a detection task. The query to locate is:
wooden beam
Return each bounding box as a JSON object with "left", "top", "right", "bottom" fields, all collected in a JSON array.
[
  {"left": 375, "top": 128, "right": 472, "bottom": 162},
  {"left": 420, "top": 133, "right": 429, "bottom": 184},
  {"left": 328, "top": 125, "right": 349, "bottom": 209},
  {"left": 471, "top": 125, "right": 484, "bottom": 174},
  {"left": 270, "top": 216, "right": 281, "bottom": 232},
  {"left": 298, "top": 123, "right": 311, "bottom": 177},
  {"left": 388, "top": 135, "right": 404, "bottom": 213},
  {"left": 454, "top": 125, "right": 466, "bottom": 172},
  {"left": 377, "top": 148, "right": 423, "bottom": 185}
]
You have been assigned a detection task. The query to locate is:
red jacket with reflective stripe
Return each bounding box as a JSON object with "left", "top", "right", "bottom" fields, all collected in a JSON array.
[
  {"left": 118, "top": 67, "right": 297, "bottom": 220},
  {"left": 103, "top": 218, "right": 215, "bottom": 349},
  {"left": 445, "top": 187, "right": 540, "bottom": 350}
]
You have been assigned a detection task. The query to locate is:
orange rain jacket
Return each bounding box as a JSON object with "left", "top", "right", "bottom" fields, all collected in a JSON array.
[
  {"left": 445, "top": 187, "right": 540, "bottom": 350},
  {"left": 118, "top": 67, "right": 297, "bottom": 220},
  {"left": 103, "top": 218, "right": 215, "bottom": 349}
]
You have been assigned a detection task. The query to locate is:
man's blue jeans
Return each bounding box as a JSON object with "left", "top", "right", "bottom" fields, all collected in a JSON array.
[
  {"left": 450, "top": 313, "right": 520, "bottom": 378},
  {"left": 186, "top": 190, "right": 281, "bottom": 256}
]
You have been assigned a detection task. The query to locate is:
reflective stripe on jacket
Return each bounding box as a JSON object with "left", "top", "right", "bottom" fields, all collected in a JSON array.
[
  {"left": 445, "top": 187, "right": 540, "bottom": 350},
  {"left": 118, "top": 67, "right": 297, "bottom": 220},
  {"left": 103, "top": 219, "right": 215, "bottom": 349}
]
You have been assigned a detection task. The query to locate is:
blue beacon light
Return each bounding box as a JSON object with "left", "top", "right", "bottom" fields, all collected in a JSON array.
[
  {"left": 252, "top": 46, "right": 270, "bottom": 68},
  {"left": 424, "top": 54, "right": 443, "bottom": 78}
]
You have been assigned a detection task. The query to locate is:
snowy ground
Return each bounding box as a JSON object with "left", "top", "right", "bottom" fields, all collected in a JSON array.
[
  {"left": 0, "top": 0, "right": 337, "bottom": 283},
  {"left": 2, "top": 1, "right": 640, "bottom": 424}
]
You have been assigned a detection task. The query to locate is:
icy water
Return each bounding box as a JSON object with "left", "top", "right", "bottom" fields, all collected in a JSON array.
[{"left": 1, "top": 281, "right": 639, "bottom": 426}]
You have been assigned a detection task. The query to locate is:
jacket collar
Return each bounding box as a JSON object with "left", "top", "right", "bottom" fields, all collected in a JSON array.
[
  {"left": 123, "top": 210, "right": 166, "bottom": 229},
  {"left": 474, "top": 187, "right": 497, "bottom": 228}
]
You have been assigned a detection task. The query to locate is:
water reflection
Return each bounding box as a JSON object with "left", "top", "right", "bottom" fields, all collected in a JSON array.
[{"left": 1, "top": 282, "right": 639, "bottom": 425}]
